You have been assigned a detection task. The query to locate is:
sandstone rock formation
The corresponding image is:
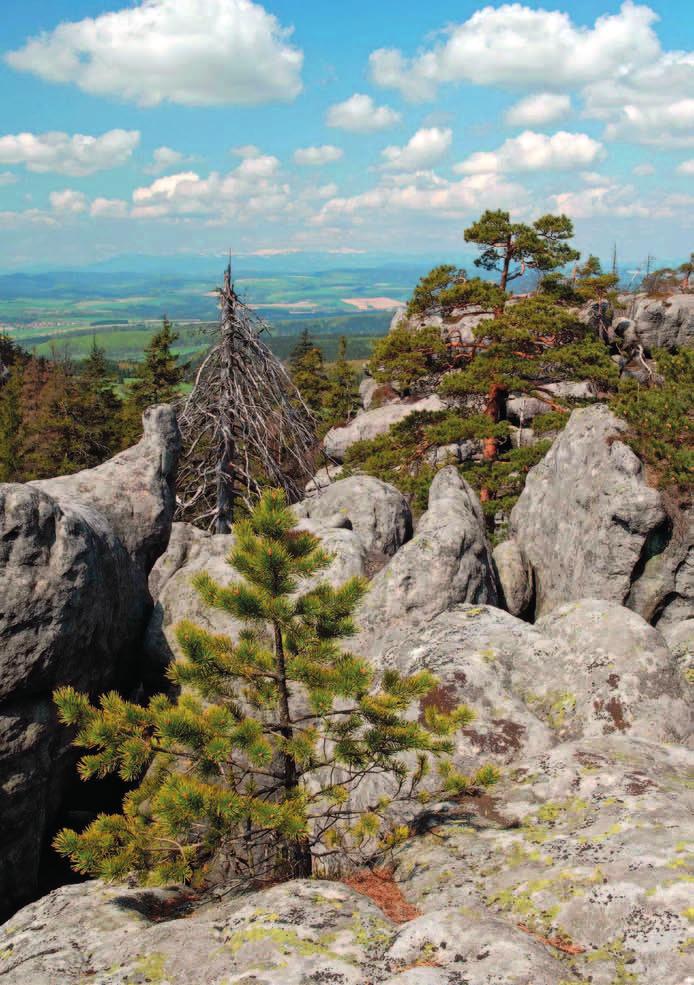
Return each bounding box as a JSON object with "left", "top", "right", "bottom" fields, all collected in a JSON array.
[
  {"left": 508, "top": 404, "right": 686, "bottom": 621},
  {"left": 626, "top": 292, "right": 694, "bottom": 352},
  {"left": 354, "top": 469, "right": 498, "bottom": 657},
  {"left": 0, "top": 406, "right": 180, "bottom": 920},
  {"left": 323, "top": 395, "right": 446, "bottom": 462}
]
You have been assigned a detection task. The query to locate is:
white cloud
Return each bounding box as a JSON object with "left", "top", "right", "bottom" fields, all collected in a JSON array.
[
  {"left": 505, "top": 93, "right": 571, "bottom": 127},
  {"left": 49, "top": 189, "right": 87, "bottom": 214},
  {"left": 381, "top": 127, "right": 452, "bottom": 170},
  {"left": 551, "top": 183, "right": 647, "bottom": 218},
  {"left": 369, "top": 2, "right": 660, "bottom": 101},
  {"left": 314, "top": 170, "right": 527, "bottom": 225},
  {"left": 232, "top": 145, "right": 262, "bottom": 159},
  {"left": 633, "top": 163, "right": 656, "bottom": 175},
  {"left": 0, "top": 171, "right": 17, "bottom": 186},
  {"left": 0, "top": 129, "right": 139, "bottom": 176},
  {"left": 90, "top": 197, "right": 129, "bottom": 218},
  {"left": 130, "top": 155, "right": 288, "bottom": 220},
  {"left": 6, "top": 0, "right": 303, "bottom": 107},
  {"left": 582, "top": 52, "right": 694, "bottom": 147},
  {"left": 455, "top": 130, "right": 604, "bottom": 174},
  {"left": 677, "top": 159, "right": 694, "bottom": 175},
  {"left": 0, "top": 208, "right": 58, "bottom": 228},
  {"left": 145, "top": 146, "right": 191, "bottom": 174},
  {"left": 293, "top": 145, "right": 343, "bottom": 166},
  {"left": 326, "top": 93, "right": 401, "bottom": 133}
]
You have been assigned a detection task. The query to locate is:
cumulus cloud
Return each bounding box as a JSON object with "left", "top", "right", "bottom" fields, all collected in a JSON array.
[
  {"left": 145, "top": 146, "right": 192, "bottom": 174},
  {"left": 0, "top": 129, "right": 139, "bottom": 176},
  {"left": 0, "top": 171, "right": 17, "bottom": 186},
  {"left": 455, "top": 130, "right": 604, "bottom": 174},
  {"left": 369, "top": 2, "right": 660, "bottom": 101},
  {"left": 505, "top": 93, "right": 571, "bottom": 127},
  {"left": 90, "top": 197, "right": 129, "bottom": 218},
  {"left": 232, "top": 145, "right": 262, "bottom": 159},
  {"left": 633, "top": 162, "right": 656, "bottom": 175},
  {"left": 582, "top": 52, "right": 694, "bottom": 147},
  {"left": 6, "top": 0, "right": 303, "bottom": 107},
  {"left": 381, "top": 127, "right": 452, "bottom": 170},
  {"left": 549, "top": 181, "right": 693, "bottom": 220},
  {"left": 326, "top": 93, "right": 401, "bottom": 133},
  {"left": 677, "top": 159, "right": 694, "bottom": 175},
  {"left": 314, "top": 170, "right": 527, "bottom": 225},
  {"left": 293, "top": 145, "right": 343, "bottom": 166},
  {"left": 130, "top": 155, "right": 288, "bottom": 220},
  {"left": 49, "top": 189, "right": 88, "bottom": 214}
]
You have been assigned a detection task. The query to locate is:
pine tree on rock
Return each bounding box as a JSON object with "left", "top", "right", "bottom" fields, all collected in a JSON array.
[
  {"left": 121, "top": 316, "right": 183, "bottom": 446},
  {"left": 464, "top": 210, "right": 580, "bottom": 292},
  {"left": 406, "top": 267, "right": 507, "bottom": 318},
  {"left": 54, "top": 489, "right": 495, "bottom": 890}
]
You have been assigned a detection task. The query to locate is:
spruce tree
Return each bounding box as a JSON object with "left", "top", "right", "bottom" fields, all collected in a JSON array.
[
  {"left": 289, "top": 328, "right": 329, "bottom": 414},
  {"left": 54, "top": 490, "right": 494, "bottom": 889},
  {"left": 121, "top": 317, "right": 183, "bottom": 445},
  {"left": 323, "top": 336, "right": 358, "bottom": 429}
]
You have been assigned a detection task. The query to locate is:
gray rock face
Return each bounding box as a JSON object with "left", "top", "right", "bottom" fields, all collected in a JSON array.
[
  {"left": 354, "top": 469, "right": 498, "bottom": 657},
  {"left": 390, "top": 306, "right": 495, "bottom": 346},
  {"left": 532, "top": 600, "right": 691, "bottom": 745},
  {"left": 323, "top": 395, "right": 446, "bottom": 462},
  {"left": 4, "top": 732, "right": 692, "bottom": 985},
  {"left": 510, "top": 404, "right": 670, "bottom": 619},
  {"left": 0, "top": 406, "right": 180, "bottom": 920},
  {"left": 493, "top": 539, "right": 533, "bottom": 617},
  {"left": 304, "top": 463, "right": 344, "bottom": 496},
  {"left": 627, "top": 292, "right": 694, "bottom": 352},
  {"left": 295, "top": 475, "right": 412, "bottom": 557}
]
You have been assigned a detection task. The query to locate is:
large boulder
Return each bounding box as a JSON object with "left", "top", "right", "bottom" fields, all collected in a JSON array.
[
  {"left": 323, "top": 395, "right": 446, "bottom": 462},
  {"left": 294, "top": 475, "right": 412, "bottom": 557},
  {"left": 492, "top": 539, "right": 533, "bottom": 618},
  {"left": 509, "top": 404, "right": 672, "bottom": 619},
  {"left": 627, "top": 292, "right": 694, "bottom": 352},
  {"left": 354, "top": 469, "right": 498, "bottom": 658},
  {"left": 0, "top": 406, "right": 180, "bottom": 921}
]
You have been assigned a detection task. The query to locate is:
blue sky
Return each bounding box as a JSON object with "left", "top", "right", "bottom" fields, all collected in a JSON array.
[{"left": 0, "top": 0, "right": 692, "bottom": 270}]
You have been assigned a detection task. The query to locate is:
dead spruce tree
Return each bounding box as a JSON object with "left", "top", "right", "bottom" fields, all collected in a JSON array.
[
  {"left": 54, "top": 489, "right": 497, "bottom": 892},
  {"left": 177, "top": 266, "right": 316, "bottom": 532}
]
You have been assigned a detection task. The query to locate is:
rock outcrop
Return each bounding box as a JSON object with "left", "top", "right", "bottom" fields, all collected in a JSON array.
[
  {"left": 0, "top": 406, "right": 180, "bottom": 920},
  {"left": 507, "top": 404, "right": 683, "bottom": 620},
  {"left": 294, "top": 475, "right": 412, "bottom": 557},
  {"left": 354, "top": 469, "right": 498, "bottom": 657},
  {"left": 323, "top": 395, "right": 446, "bottom": 462},
  {"left": 626, "top": 292, "right": 694, "bottom": 352}
]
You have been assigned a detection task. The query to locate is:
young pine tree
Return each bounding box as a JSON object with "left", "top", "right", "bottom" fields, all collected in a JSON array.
[
  {"left": 121, "top": 317, "right": 183, "bottom": 445},
  {"left": 54, "top": 489, "right": 493, "bottom": 890}
]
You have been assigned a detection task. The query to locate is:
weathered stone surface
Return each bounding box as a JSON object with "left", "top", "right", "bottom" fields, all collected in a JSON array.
[
  {"left": 295, "top": 475, "right": 412, "bottom": 556},
  {"left": 0, "top": 406, "right": 180, "bottom": 921},
  {"left": 304, "top": 463, "right": 344, "bottom": 496},
  {"left": 354, "top": 470, "right": 498, "bottom": 658},
  {"left": 148, "top": 520, "right": 214, "bottom": 601},
  {"left": 323, "top": 395, "right": 446, "bottom": 462},
  {"left": 393, "top": 735, "right": 694, "bottom": 985},
  {"left": 379, "top": 605, "right": 556, "bottom": 767},
  {"left": 627, "top": 292, "right": 694, "bottom": 352},
  {"left": 0, "top": 879, "right": 394, "bottom": 985},
  {"left": 506, "top": 394, "right": 551, "bottom": 423},
  {"left": 493, "top": 539, "right": 533, "bottom": 617},
  {"left": 510, "top": 404, "right": 668, "bottom": 618},
  {"left": 531, "top": 600, "right": 692, "bottom": 745}
]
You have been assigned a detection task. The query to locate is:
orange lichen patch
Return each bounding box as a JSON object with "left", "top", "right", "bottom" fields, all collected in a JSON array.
[
  {"left": 400, "top": 960, "right": 443, "bottom": 970},
  {"left": 342, "top": 867, "right": 420, "bottom": 923},
  {"left": 517, "top": 923, "right": 586, "bottom": 955}
]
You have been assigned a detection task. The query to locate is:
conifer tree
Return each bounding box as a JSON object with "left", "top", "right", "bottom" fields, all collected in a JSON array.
[
  {"left": 0, "top": 364, "right": 24, "bottom": 482},
  {"left": 323, "top": 336, "right": 358, "bottom": 429},
  {"left": 464, "top": 210, "right": 580, "bottom": 291},
  {"left": 121, "top": 316, "right": 183, "bottom": 445},
  {"left": 407, "top": 268, "right": 507, "bottom": 318},
  {"left": 54, "top": 490, "right": 494, "bottom": 889},
  {"left": 289, "top": 328, "right": 329, "bottom": 414}
]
